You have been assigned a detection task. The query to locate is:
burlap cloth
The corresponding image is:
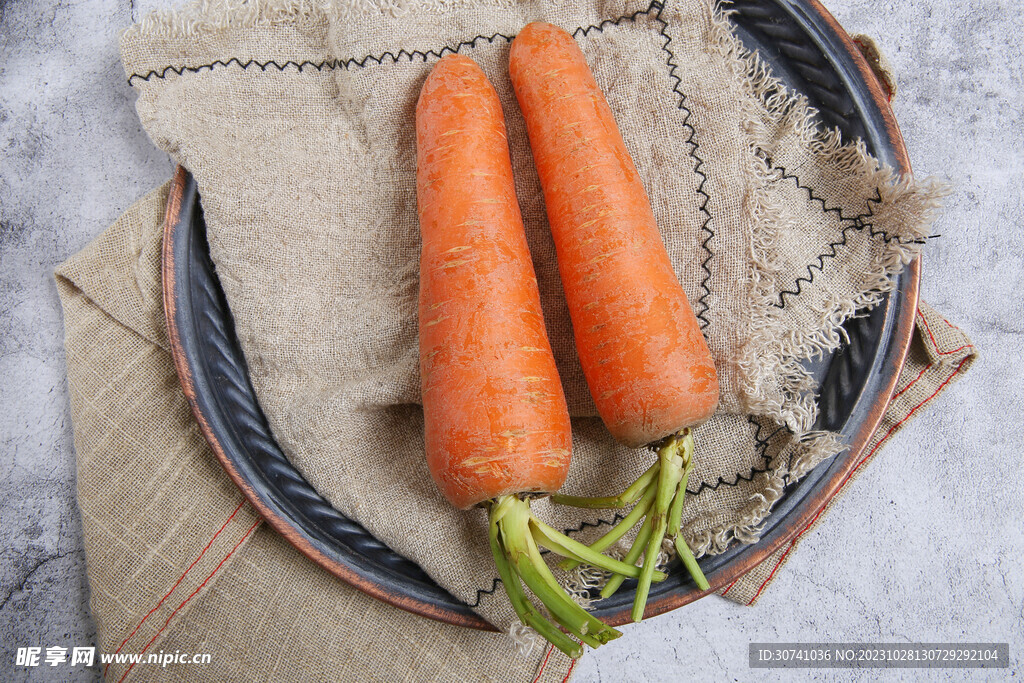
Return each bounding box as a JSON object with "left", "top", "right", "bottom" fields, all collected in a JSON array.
[{"left": 56, "top": 0, "right": 977, "bottom": 679}]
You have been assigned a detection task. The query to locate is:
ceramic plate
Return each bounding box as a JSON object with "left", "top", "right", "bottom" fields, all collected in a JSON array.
[{"left": 162, "top": 0, "right": 919, "bottom": 629}]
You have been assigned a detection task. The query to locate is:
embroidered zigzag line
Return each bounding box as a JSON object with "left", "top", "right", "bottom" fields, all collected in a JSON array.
[
  {"left": 651, "top": 1, "right": 715, "bottom": 329},
  {"left": 857, "top": 186, "right": 928, "bottom": 246},
  {"left": 127, "top": 4, "right": 659, "bottom": 85},
  {"left": 687, "top": 416, "right": 784, "bottom": 496},
  {"left": 761, "top": 151, "right": 915, "bottom": 308}
]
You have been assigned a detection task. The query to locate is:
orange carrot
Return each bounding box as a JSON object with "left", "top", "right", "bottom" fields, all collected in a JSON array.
[
  {"left": 510, "top": 23, "right": 718, "bottom": 621},
  {"left": 417, "top": 54, "right": 658, "bottom": 655},
  {"left": 510, "top": 22, "right": 718, "bottom": 447},
  {"left": 417, "top": 54, "right": 572, "bottom": 511}
]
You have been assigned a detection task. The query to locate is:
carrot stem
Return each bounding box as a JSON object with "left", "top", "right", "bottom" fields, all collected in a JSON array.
[
  {"left": 675, "top": 535, "right": 710, "bottom": 593},
  {"left": 531, "top": 518, "right": 667, "bottom": 582},
  {"left": 632, "top": 436, "right": 684, "bottom": 622},
  {"left": 524, "top": 529, "right": 620, "bottom": 645},
  {"left": 633, "top": 514, "right": 667, "bottom": 622},
  {"left": 493, "top": 495, "right": 621, "bottom": 649},
  {"left": 552, "top": 429, "right": 710, "bottom": 615},
  {"left": 551, "top": 462, "right": 659, "bottom": 509},
  {"left": 557, "top": 484, "right": 657, "bottom": 572},
  {"left": 663, "top": 434, "right": 709, "bottom": 590},
  {"left": 600, "top": 514, "right": 655, "bottom": 599},
  {"left": 488, "top": 500, "right": 582, "bottom": 658},
  {"left": 666, "top": 432, "right": 694, "bottom": 537}
]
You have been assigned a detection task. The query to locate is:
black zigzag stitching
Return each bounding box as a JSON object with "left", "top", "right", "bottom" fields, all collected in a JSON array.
[
  {"left": 650, "top": 1, "right": 714, "bottom": 329},
  {"left": 761, "top": 151, "right": 921, "bottom": 308},
  {"left": 126, "top": 4, "right": 660, "bottom": 85},
  {"left": 573, "top": 4, "right": 663, "bottom": 39},
  {"left": 467, "top": 576, "right": 502, "bottom": 608},
  {"left": 686, "top": 415, "right": 785, "bottom": 496},
  {"left": 857, "top": 186, "right": 927, "bottom": 246},
  {"left": 565, "top": 509, "right": 630, "bottom": 536},
  {"left": 127, "top": 35, "right": 515, "bottom": 84},
  {"left": 762, "top": 150, "right": 861, "bottom": 308}
]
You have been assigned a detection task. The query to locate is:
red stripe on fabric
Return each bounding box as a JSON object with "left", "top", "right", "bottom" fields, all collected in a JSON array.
[
  {"left": 720, "top": 578, "right": 739, "bottom": 597},
  {"left": 942, "top": 316, "right": 962, "bottom": 332},
  {"left": 841, "top": 355, "right": 970, "bottom": 491},
  {"left": 116, "top": 518, "right": 260, "bottom": 683},
  {"left": 746, "top": 497, "right": 834, "bottom": 606},
  {"left": 745, "top": 549, "right": 789, "bottom": 606},
  {"left": 917, "top": 310, "right": 973, "bottom": 357},
  {"left": 561, "top": 657, "right": 577, "bottom": 683},
  {"left": 891, "top": 363, "right": 932, "bottom": 401},
  {"left": 746, "top": 355, "right": 968, "bottom": 605},
  {"left": 104, "top": 498, "right": 247, "bottom": 677},
  {"left": 532, "top": 645, "right": 555, "bottom": 683}
]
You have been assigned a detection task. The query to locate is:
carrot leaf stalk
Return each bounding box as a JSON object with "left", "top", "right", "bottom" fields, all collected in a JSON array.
[
  {"left": 552, "top": 428, "right": 711, "bottom": 620},
  {"left": 487, "top": 504, "right": 582, "bottom": 659},
  {"left": 556, "top": 483, "right": 657, "bottom": 573},
  {"left": 489, "top": 495, "right": 623, "bottom": 655},
  {"left": 599, "top": 514, "right": 655, "bottom": 599},
  {"left": 550, "top": 462, "right": 659, "bottom": 509},
  {"left": 530, "top": 517, "right": 667, "bottom": 582}
]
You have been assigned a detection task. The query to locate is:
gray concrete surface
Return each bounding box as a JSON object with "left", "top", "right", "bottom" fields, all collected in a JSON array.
[{"left": 1, "top": 0, "right": 1021, "bottom": 680}]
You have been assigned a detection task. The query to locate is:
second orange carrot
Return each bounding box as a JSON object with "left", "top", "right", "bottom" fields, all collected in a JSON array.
[{"left": 510, "top": 22, "right": 719, "bottom": 621}]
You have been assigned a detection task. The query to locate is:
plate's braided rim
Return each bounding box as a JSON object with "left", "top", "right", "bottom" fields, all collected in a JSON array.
[{"left": 726, "top": 0, "right": 863, "bottom": 140}]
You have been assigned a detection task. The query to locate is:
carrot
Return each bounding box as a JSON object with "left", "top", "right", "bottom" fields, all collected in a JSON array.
[
  {"left": 509, "top": 23, "right": 719, "bottom": 621},
  {"left": 418, "top": 53, "right": 572, "bottom": 511},
  {"left": 417, "top": 54, "right": 660, "bottom": 655}
]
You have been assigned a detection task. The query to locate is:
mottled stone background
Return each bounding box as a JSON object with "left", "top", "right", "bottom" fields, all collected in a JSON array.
[{"left": 1, "top": 0, "right": 1021, "bottom": 680}]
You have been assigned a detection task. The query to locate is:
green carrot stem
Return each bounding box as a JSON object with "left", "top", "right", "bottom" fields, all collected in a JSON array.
[
  {"left": 529, "top": 518, "right": 666, "bottom": 582},
  {"left": 666, "top": 466, "right": 690, "bottom": 537},
  {"left": 630, "top": 438, "right": 684, "bottom": 621},
  {"left": 550, "top": 428, "right": 711, "bottom": 610},
  {"left": 487, "top": 500, "right": 582, "bottom": 658},
  {"left": 508, "top": 547, "right": 605, "bottom": 650},
  {"left": 498, "top": 496, "right": 621, "bottom": 646},
  {"left": 507, "top": 552, "right": 605, "bottom": 651},
  {"left": 499, "top": 500, "right": 596, "bottom": 645},
  {"left": 519, "top": 519, "right": 621, "bottom": 644},
  {"left": 632, "top": 512, "right": 668, "bottom": 622},
  {"left": 661, "top": 431, "right": 707, "bottom": 589},
  {"left": 600, "top": 514, "right": 655, "bottom": 599},
  {"left": 674, "top": 535, "right": 710, "bottom": 592},
  {"left": 666, "top": 431, "right": 694, "bottom": 537},
  {"left": 654, "top": 445, "right": 683, "bottom": 510},
  {"left": 550, "top": 462, "right": 660, "bottom": 509},
  {"left": 557, "top": 485, "right": 657, "bottom": 572}
]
